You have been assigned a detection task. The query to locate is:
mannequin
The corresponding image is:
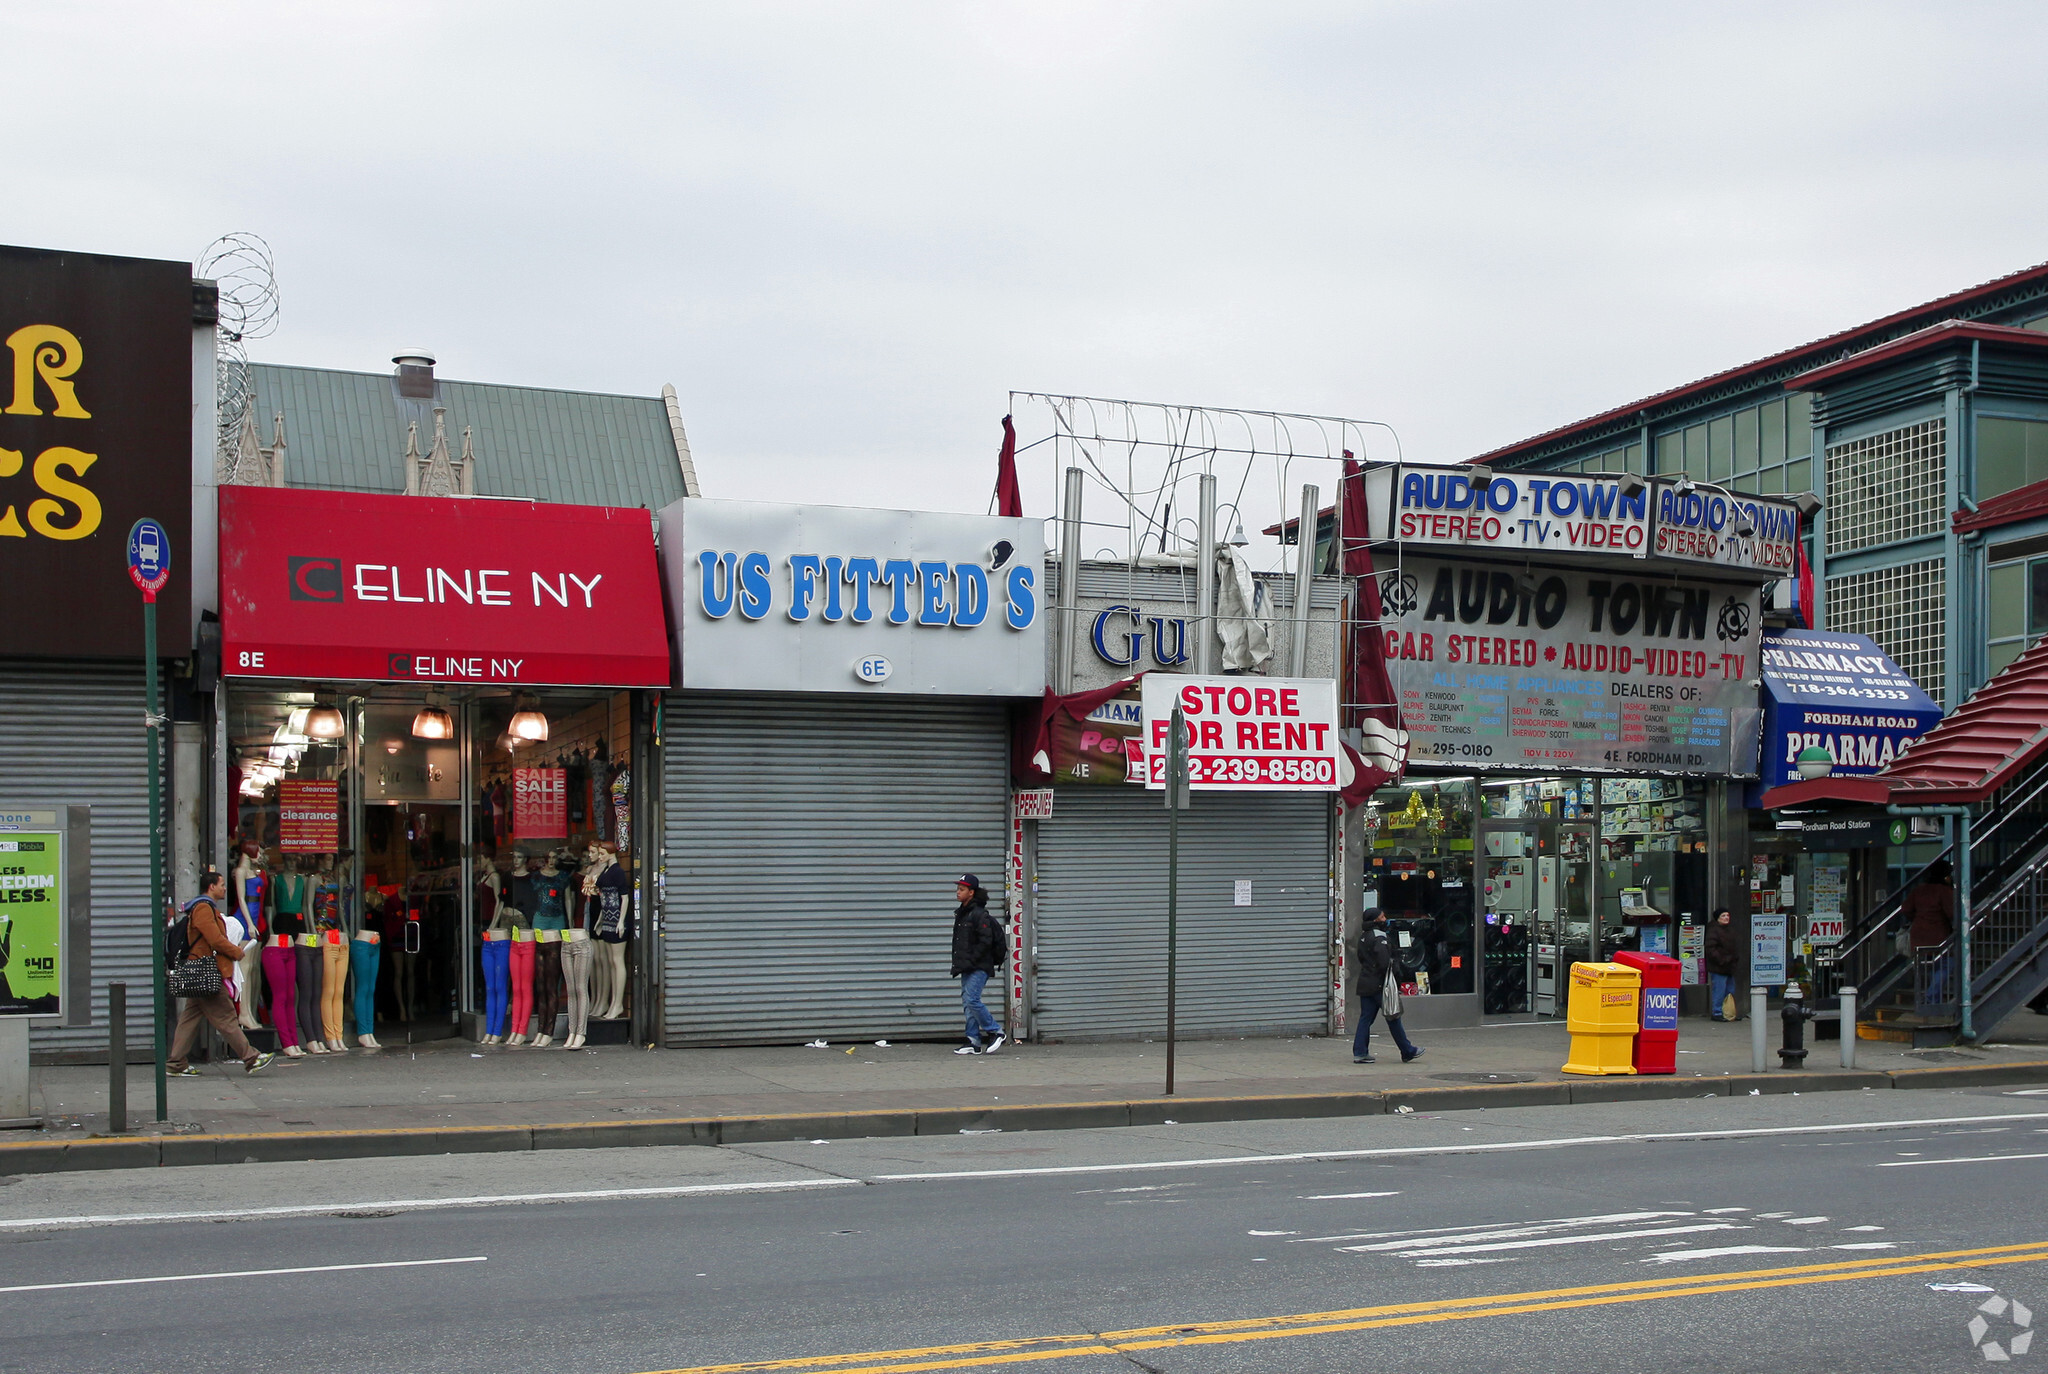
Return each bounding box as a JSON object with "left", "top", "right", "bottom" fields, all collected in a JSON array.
[
  {"left": 295, "top": 930, "right": 325, "bottom": 1052},
  {"left": 477, "top": 864, "right": 506, "bottom": 933},
  {"left": 610, "top": 764, "right": 631, "bottom": 850},
  {"left": 480, "top": 928, "right": 511, "bottom": 1042},
  {"left": 262, "top": 931, "right": 300, "bottom": 1056},
  {"left": 314, "top": 858, "right": 347, "bottom": 1052},
  {"left": 532, "top": 928, "right": 562, "bottom": 1047},
  {"left": 506, "top": 926, "right": 536, "bottom": 1045},
  {"left": 350, "top": 928, "right": 382, "bottom": 1049},
  {"left": 231, "top": 842, "right": 267, "bottom": 1030},
  {"left": 590, "top": 843, "right": 633, "bottom": 1021},
  {"left": 559, "top": 928, "right": 591, "bottom": 1048}
]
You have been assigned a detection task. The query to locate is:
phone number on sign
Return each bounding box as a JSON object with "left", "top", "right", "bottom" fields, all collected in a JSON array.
[{"left": 1184, "top": 754, "right": 1337, "bottom": 784}]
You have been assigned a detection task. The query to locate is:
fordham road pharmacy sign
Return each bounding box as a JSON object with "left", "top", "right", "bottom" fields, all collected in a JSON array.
[{"left": 1376, "top": 556, "right": 1764, "bottom": 775}]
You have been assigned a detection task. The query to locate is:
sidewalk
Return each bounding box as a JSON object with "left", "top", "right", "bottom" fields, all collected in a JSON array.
[{"left": 11, "top": 1013, "right": 2048, "bottom": 1173}]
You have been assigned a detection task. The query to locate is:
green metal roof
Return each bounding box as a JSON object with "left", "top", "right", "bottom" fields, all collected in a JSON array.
[{"left": 248, "top": 362, "right": 688, "bottom": 510}]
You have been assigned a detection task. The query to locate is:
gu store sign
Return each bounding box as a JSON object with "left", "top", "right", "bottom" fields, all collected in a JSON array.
[
  {"left": 219, "top": 486, "right": 671, "bottom": 686},
  {"left": 660, "top": 497, "right": 1045, "bottom": 696},
  {"left": 1378, "top": 556, "right": 1763, "bottom": 775}
]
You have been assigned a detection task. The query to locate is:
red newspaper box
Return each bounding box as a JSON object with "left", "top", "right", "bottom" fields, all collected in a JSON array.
[{"left": 1613, "top": 950, "right": 1681, "bottom": 1074}]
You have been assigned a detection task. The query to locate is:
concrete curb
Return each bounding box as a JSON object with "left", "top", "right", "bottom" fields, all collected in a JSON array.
[{"left": 4, "top": 1059, "right": 2044, "bottom": 1175}]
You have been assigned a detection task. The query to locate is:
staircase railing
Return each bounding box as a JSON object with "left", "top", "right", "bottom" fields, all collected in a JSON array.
[{"left": 1958, "top": 838, "right": 2048, "bottom": 1038}]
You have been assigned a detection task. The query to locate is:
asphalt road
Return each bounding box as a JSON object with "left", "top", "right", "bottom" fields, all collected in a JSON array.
[{"left": 4, "top": 1088, "right": 2047, "bottom": 1373}]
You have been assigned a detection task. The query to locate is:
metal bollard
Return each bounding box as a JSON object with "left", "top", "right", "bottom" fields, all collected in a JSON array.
[
  {"left": 1751, "top": 984, "right": 1769, "bottom": 1072},
  {"left": 108, "top": 982, "right": 127, "bottom": 1134},
  {"left": 1840, "top": 985, "right": 1858, "bottom": 1070}
]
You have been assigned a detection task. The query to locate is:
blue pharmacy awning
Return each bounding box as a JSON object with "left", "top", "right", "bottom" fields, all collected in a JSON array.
[{"left": 1748, "top": 629, "right": 1942, "bottom": 804}]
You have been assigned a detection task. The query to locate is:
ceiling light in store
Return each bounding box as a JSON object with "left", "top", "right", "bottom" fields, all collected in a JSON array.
[
  {"left": 411, "top": 690, "right": 455, "bottom": 741},
  {"left": 508, "top": 695, "right": 550, "bottom": 742},
  {"left": 384, "top": 739, "right": 404, "bottom": 755},
  {"left": 284, "top": 707, "right": 311, "bottom": 740},
  {"left": 304, "top": 697, "right": 346, "bottom": 740}
]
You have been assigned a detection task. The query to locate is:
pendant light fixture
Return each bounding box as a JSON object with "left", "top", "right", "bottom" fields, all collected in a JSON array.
[
  {"left": 508, "top": 693, "right": 550, "bottom": 743},
  {"left": 303, "top": 694, "right": 346, "bottom": 741},
  {"left": 411, "top": 689, "right": 455, "bottom": 741}
]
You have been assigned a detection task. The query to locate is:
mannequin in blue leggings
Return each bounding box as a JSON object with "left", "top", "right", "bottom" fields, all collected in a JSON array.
[
  {"left": 350, "top": 931, "right": 382, "bottom": 1049},
  {"left": 480, "top": 931, "right": 512, "bottom": 1042}
]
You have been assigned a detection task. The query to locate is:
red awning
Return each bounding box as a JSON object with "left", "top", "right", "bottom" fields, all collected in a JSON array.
[
  {"left": 220, "top": 486, "right": 672, "bottom": 688},
  {"left": 1761, "top": 638, "right": 2048, "bottom": 809}
]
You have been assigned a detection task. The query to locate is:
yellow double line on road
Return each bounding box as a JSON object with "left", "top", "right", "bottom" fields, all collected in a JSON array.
[{"left": 643, "top": 1240, "right": 2048, "bottom": 1374}]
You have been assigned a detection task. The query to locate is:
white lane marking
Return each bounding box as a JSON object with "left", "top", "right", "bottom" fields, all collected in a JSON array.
[
  {"left": 1644, "top": 1245, "right": 1808, "bottom": 1264},
  {"left": 1703, "top": 1207, "right": 1750, "bottom": 1214},
  {"left": 871, "top": 1113, "right": 2048, "bottom": 1181},
  {"left": 1300, "top": 1191, "right": 1402, "bottom": 1200},
  {"left": 1414, "top": 1257, "right": 1518, "bottom": 1268},
  {"left": 1832, "top": 1243, "right": 1898, "bottom": 1250},
  {"left": 1844, "top": 1224, "right": 1886, "bottom": 1231},
  {"left": 1756, "top": 1212, "right": 1795, "bottom": 1219},
  {"left": 0, "top": 1178, "right": 859, "bottom": 1232},
  {"left": 1877, "top": 1152, "right": 2048, "bottom": 1168},
  {"left": 0, "top": 1256, "right": 484, "bottom": 1295},
  {"left": 1247, "top": 1230, "right": 1297, "bottom": 1236},
  {"left": 1780, "top": 1216, "right": 1830, "bottom": 1225},
  {"left": 1341, "top": 1222, "right": 1740, "bottom": 1257},
  {"left": 1292, "top": 1210, "right": 1693, "bottom": 1246}
]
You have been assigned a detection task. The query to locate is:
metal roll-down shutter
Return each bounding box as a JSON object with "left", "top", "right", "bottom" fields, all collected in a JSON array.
[
  {"left": 1032, "top": 787, "right": 1330, "bottom": 1040},
  {"left": 661, "top": 693, "right": 1011, "bottom": 1045}
]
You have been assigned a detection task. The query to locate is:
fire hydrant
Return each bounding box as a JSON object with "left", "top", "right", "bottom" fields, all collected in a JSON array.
[{"left": 1779, "top": 980, "right": 1814, "bottom": 1068}]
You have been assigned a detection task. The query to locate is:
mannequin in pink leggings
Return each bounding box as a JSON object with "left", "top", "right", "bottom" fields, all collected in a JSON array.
[
  {"left": 506, "top": 928, "right": 536, "bottom": 1045},
  {"left": 261, "top": 933, "right": 299, "bottom": 1053}
]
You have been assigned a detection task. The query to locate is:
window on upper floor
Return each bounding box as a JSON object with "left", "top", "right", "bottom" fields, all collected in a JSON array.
[
  {"left": 1987, "top": 552, "right": 2048, "bottom": 677},
  {"left": 1654, "top": 393, "right": 1814, "bottom": 497},
  {"left": 1826, "top": 418, "right": 1946, "bottom": 556},
  {"left": 1977, "top": 417, "right": 2048, "bottom": 502}
]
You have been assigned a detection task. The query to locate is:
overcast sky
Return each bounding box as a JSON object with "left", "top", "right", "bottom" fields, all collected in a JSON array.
[{"left": 9, "top": 1, "right": 2047, "bottom": 529}]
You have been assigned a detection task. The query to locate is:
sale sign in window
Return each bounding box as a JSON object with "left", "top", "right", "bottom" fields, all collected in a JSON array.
[{"left": 513, "top": 767, "right": 568, "bottom": 838}]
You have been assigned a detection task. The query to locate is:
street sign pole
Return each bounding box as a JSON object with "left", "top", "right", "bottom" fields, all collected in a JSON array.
[
  {"left": 1165, "top": 703, "right": 1188, "bottom": 1096},
  {"left": 126, "top": 519, "right": 171, "bottom": 1123}
]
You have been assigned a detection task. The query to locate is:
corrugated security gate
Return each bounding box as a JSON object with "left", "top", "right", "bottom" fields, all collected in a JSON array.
[
  {"left": 0, "top": 661, "right": 150, "bottom": 1058},
  {"left": 662, "top": 694, "right": 1011, "bottom": 1044},
  {"left": 1032, "top": 787, "right": 1331, "bottom": 1040}
]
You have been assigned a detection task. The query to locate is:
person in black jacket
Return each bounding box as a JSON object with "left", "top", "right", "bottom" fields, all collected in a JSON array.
[
  {"left": 1354, "top": 910, "right": 1422, "bottom": 1065},
  {"left": 949, "top": 873, "right": 1006, "bottom": 1055}
]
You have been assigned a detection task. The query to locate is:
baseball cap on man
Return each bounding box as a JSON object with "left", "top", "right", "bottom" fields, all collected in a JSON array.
[{"left": 956, "top": 873, "right": 983, "bottom": 890}]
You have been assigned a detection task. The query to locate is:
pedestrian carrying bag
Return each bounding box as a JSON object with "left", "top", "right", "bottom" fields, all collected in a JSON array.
[{"left": 165, "top": 898, "right": 223, "bottom": 997}]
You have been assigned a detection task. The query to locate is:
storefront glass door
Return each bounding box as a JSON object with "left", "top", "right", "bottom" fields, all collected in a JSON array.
[
  {"left": 360, "top": 800, "right": 463, "bottom": 1042},
  {"left": 1479, "top": 822, "right": 1536, "bottom": 1014}
]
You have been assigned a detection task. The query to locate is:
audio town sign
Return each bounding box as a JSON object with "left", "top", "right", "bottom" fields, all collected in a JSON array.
[{"left": 219, "top": 485, "right": 672, "bottom": 687}]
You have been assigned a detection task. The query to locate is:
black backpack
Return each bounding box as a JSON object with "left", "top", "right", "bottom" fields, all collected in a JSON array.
[{"left": 164, "top": 896, "right": 207, "bottom": 968}]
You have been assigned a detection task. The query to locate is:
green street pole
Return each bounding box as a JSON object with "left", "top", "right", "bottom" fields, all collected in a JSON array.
[
  {"left": 145, "top": 590, "right": 166, "bottom": 1122},
  {"left": 1165, "top": 703, "right": 1186, "bottom": 1096}
]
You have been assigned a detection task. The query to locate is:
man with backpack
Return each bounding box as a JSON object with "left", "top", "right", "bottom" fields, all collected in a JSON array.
[
  {"left": 166, "top": 870, "right": 275, "bottom": 1077},
  {"left": 949, "top": 873, "right": 1007, "bottom": 1055}
]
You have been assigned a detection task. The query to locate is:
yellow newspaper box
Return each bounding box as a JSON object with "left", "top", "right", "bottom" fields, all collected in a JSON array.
[{"left": 1561, "top": 962, "right": 1641, "bottom": 1076}]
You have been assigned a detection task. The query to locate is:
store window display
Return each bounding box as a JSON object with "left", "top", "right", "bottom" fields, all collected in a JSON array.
[{"left": 1362, "top": 781, "right": 1477, "bottom": 1003}]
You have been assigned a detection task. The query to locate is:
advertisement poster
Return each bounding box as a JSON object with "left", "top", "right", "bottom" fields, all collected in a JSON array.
[
  {"left": 1141, "top": 676, "right": 1341, "bottom": 791},
  {"left": 1751, "top": 912, "right": 1788, "bottom": 987},
  {"left": 1754, "top": 630, "right": 1942, "bottom": 792},
  {"left": 1050, "top": 689, "right": 1144, "bottom": 786},
  {"left": 0, "top": 816, "right": 63, "bottom": 1016},
  {"left": 277, "top": 780, "right": 339, "bottom": 852},
  {"left": 1378, "top": 556, "right": 1763, "bottom": 775},
  {"left": 512, "top": 767, "right": 568, "bottom": 838}
]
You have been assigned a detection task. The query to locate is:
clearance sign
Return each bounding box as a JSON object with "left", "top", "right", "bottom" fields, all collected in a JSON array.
[{"left": 1140, "top": 675, "right": 1341, "bottom": 791}]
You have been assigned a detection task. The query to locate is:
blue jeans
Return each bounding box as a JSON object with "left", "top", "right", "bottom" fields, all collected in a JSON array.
[
  {"left": 1710, "top": 972, "right": 1738, "bottom": 1018},
  {"left": 1353, "top": 995, "right": 1418, "bottom": 1059},
  {"left": 961, "top": 969, "right": 1001, "bottom": 1043}
]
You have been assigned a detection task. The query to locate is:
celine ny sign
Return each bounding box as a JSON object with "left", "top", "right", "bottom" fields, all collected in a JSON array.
[
  {"left": 0, "top": 245, "right": 193, "bottom": 657},
  {"left": 219, "top": 486, "right": 671, "bottom": 687},
  {"left": 662, "top": 497, "right": 1046, "bottom": 696},
  {"left": 1140, "top": 676, "right": 1341, "bottom": 791}
]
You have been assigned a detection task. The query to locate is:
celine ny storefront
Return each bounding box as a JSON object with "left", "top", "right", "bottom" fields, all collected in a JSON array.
[
  {"left": 1360, "top": 465, "right": 1802, "bottom": 1024},
  {"left": 217, "top": 485, "right": 671, "bottom": 1049},
  {"left": 655, "top": 496, "right": 1045, "bottom": 1045}
]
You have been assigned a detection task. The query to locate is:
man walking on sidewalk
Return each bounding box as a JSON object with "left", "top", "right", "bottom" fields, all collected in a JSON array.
[
  {"left": 167, "top": 871, "right": 275, "bottom": 1077},
  {"left": 949, "top": 873, "right": 1006, "bottom": 1055},
  {"left": 1354, "top": 910, "right": 1422, "bottom": 1065}
]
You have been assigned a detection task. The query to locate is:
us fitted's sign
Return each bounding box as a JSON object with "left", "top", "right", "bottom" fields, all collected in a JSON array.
[
  {"left": 661, "top": 497, "right": 1045, "bottom": 696},
  {"left": 1377, "top": 556, "right": 1763, "bottom": 774},
  {"left": 1384, "top": 465, "right": 1649, "bottom": 556},
  {"left": 1650, "top": 481, "right": 1802, "bottom": 574},
  {"left": 220, "top": 486, "right": 671, "bottom": 687},
  {"left": 1140, "top": 676, "right": 1341, "bottom": 791}
]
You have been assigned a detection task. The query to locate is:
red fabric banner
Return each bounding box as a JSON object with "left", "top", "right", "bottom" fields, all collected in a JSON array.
[{"left": 994, "top": 414, "right": 1024, "bottom": 518}]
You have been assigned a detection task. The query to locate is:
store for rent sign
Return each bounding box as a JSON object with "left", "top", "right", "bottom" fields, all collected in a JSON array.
[
  {"left": 1140, "top": 676, "right": 1341, "bottom": 791},
  {"left": 0, "top": 246, "right": 193, "bottom": 658},
  {"left": 220, "top": 486, "right": 672, "bottom": 687}
]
